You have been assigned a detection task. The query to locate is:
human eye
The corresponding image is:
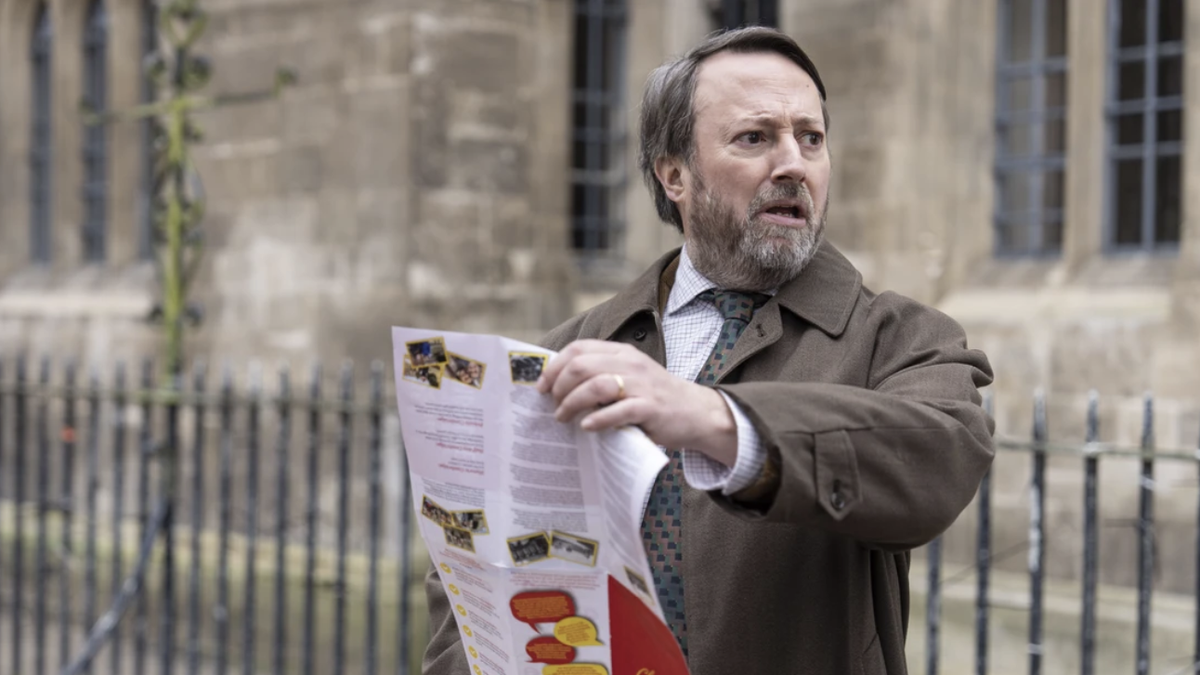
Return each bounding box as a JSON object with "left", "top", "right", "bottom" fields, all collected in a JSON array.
[
  {"left": 736, "top": 130, "right": 767, "bottom": 145},
  {"left": 800, "top": 131, "right": 824, "bottom": 147}
]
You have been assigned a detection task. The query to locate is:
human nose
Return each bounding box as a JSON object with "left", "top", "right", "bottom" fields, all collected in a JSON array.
[{"left": 770, "top": 134, "right": 807, "bottom": 184}]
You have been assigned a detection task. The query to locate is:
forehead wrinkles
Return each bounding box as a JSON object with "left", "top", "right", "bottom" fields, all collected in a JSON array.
[{"left": 693, "top": 54, "right": 823, "bottom": 130}]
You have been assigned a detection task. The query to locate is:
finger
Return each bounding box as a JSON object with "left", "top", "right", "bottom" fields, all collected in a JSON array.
[
  {"left": 579, "top": 398, "right": 648, "bottom": 432},
  {"left": 539, "top": 340, "right": 627, "bottom": 392},
  {"left": 554, "top": 372, "right": 626, "bottom": 423},
  {"left": 550, "top": 353, "right": 624, "bottom": 407}
]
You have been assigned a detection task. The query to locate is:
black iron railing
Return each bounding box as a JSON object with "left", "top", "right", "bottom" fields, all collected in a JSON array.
[
  {"left": 0, "top": 356, "right": 419, "bottom": 675},
  {"left": 921, "top": 390, "right": 1200, "bottom": 675},
  {"left": 2, "top": 355, "right": 1200, "bottom": 675}
]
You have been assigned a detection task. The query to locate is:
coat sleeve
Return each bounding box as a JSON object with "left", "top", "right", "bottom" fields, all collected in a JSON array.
[
  {"left": 421, "top": 564, "right": 471, "bottom": 674},
  {"left": 715, "top": 294, "right": 995, "bottom": 551}
]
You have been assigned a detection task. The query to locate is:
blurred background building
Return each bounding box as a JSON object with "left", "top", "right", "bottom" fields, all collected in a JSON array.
[
  {"left": 0, "top": 0, "right": 1196, "bottom": 671},
  {"left": 1, "top": 0, "right": 1195, "bottom": 441}
]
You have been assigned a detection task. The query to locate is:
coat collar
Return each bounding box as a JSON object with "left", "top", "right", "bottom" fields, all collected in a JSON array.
[{"left": 594, "top": 241, "right": 862, "bottom": 341}]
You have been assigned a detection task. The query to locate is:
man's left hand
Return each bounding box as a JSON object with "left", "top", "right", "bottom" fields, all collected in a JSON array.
[{"left": 536, "top": 339, "right": 738, "bottom": 466}]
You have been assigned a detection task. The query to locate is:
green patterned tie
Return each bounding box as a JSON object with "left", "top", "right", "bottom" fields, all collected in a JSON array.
[{"left": 642, "top": 289, "right": 768, "bottom": 657}]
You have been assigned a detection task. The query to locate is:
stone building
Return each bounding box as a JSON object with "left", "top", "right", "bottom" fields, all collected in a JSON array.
[
  {"left": 0, "top": 0, "right": 1196, "bottom": 650},
  {"left": 0, "top": 0, "right": 1192, "bottom": 428}
]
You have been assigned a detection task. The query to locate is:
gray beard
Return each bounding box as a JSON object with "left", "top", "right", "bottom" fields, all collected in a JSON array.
[{"left": 685, "top": 179, "right": 827, "bottom": 292}]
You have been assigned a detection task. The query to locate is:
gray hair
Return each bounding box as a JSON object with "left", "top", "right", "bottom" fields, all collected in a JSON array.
[{"left": 638, "top": 27, "right": 828, "bottom": 232}]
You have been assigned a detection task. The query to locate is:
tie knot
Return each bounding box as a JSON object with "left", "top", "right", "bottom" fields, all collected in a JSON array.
[{"left": 701, "top": 289, "right": 768, "bottom": 323}]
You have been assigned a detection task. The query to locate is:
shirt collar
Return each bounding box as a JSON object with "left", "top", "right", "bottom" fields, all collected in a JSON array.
[
  {"left": 665, "top": 246, "right": 716, "bottom": 316},
  {"left": 590, "top": 242, "right": 861, "bottom": 342}
]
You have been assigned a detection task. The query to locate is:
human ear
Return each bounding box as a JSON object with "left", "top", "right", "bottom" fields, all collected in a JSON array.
[{"left": 654, "top": 156, "right": 687, "bottom": 204}]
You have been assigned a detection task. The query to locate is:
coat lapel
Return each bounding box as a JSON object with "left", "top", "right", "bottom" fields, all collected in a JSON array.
[
  {"left": 716, "top": 242, "right": 862, "bottom": 381},
  {"left": 583, "top": 241, "right": 862, "bottom": 377}
]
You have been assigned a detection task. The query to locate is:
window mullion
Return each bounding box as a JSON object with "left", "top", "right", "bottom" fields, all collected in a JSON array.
[
  {"left": 1140, "top": 0, "right": 1160, "bottom": 250},
  {"left": 1028, "top": 0, "right": 1048, "bottom": 252},
  {"left": 582, "top": 0, "right": 604, "bottom": 252},
  {"left": 30, "top": 5, "right": 53, "bottom": 265},
  {"left": 82, "top": 0, "right": 108, "bottom": 264}
]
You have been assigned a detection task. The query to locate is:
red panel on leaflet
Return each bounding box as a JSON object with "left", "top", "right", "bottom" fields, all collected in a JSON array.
[{"left": 607, "top": 575, "right": 690, "bottom": 675}]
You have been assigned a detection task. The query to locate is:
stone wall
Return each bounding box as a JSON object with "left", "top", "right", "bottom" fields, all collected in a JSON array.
[
  {"left": 0, "top": 0, "right": 577, "bottom": 372},
  {"left": 194, "top": 0, "right": 576, "bottom": 367}
]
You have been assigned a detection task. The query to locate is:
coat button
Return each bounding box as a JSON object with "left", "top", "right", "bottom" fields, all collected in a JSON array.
[
  {"left": 633, "top": 328, "right": 648, "bottom": 341},
  {"left": 831, "top": 479, "right": 846, "bottom": 511}
]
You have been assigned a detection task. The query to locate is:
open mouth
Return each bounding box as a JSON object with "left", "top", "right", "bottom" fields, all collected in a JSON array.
[{"left": 764, "top": 205, "right": 802, "bottom": 218}]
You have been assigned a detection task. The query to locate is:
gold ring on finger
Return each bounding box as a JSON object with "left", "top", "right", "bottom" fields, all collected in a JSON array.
[{"left": 611, "top": 373, "right": 626, "bottom": 401}]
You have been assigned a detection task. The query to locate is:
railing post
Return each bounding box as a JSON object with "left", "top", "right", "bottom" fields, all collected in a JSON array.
[
  {"left": 0, "top": 357, "right": 4, "bottom": 653},
  {"left": 162, "top": 362, "right": 181, "bottom": 675},
  {"left": 368, "top": 362, "right": 384, "bottom": 675},
  {"left": 399, "top": 433, "right": 414, "bottom": 675},
  {"left": 187, "top": 360, "right": 207, "bottom": 675},
  {"left": 35, "top": 356, "right": 50, "bottom": 675},
  {"left": 975, "top": 392, "right": 993, "bottom": 675},
  {"left": 1029, "top": 390, "right": 1047, "bottom": 675},
  {"left": 1135, "top": 393, "right": 1155, "bottom": 675},
  {"left": 12, "top": 355, "right": 25, "bottom": 675},
  {"left": 244, "top": 364, "right": 263, "bottom": 675},
  {"left": 1194, "top": 406, "right": 1200, "bottom": 674},
  {"left": 273, "top": 365, "right": 291, "bottom": 675},
  {"left": 926, "top": 535, "right": 942, "bottom": 675},
  {"left": 60, "top": 359, "right": 78, "bottom": 671},
  {"left": 83, "top": 367, "right": 101, "bottom": 675},
  {"left": 303, "top": 363, "right": 322, "bottom": 675},
  {"left": 110, "top": 362, "right": 128, "bottom": 675},
  {"left": 1081, "top": 391, "right": 1100, "bottom": 675},
  {"left": 134, "top": 358, "right": 153, "bottom": 675},
  {"left": 335, "top": 362, "right": 354, "bottom": 675},
  {"left": 215, "top": 366, "right": 234, "bottom": 675}
]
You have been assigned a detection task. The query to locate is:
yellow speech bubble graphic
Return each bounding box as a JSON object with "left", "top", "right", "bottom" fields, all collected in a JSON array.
[
  {"left": 440, "top": 563, "right": 453, "bottom": 575},
  {"left": 449, "top": 583, "right": 461, "bottom": 595},
  {"left": 553, "top": 617, "right": 604, "bottom": 647},
  {"left": 542, "top": 665, "right": 609, "bottom": 675},
  {"left": 456, "top": 604, "right": 468, "bottom": 617},
  {"left": 469, "top": 646, "right": 478, "bottom": 659}
]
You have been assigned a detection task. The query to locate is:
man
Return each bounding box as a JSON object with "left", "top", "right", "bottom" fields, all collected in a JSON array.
[{"left": 423, "top": 26, "right": 993, "bottom": 674}]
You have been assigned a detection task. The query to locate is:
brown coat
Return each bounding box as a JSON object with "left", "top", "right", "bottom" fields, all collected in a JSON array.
[{"left": 422, "top": 243, "right": 995, "bottom": 675}]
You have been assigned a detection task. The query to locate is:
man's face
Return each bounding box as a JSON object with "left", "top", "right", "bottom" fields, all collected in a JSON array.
[{"left": 663, "top": 51, "right": 830, "bottom": 291}]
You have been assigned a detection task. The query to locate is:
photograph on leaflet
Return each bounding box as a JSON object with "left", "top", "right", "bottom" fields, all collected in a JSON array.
[
  {"left": 445, "top": 353, "right": 486, "bottom": 389},
  {"left": 508, "top": 352, "right": 547, "bottom": 385},
  {"left": 548, "top": 530, "right": 599, "bottom": 567},
  {"left": 406, "top": 337, "right": 449, "bottom": 367},
  {"left": 402, "top": 357, "right": 444, "bottom": 389},
  {"left": 451, "top": 509, "right": 490, "bottom": 534},
  {"left": 507, "top": 532, "right": 551, "bottom": 566},
  {"left": 624, "top": 566, "right": 651, "bottom": 597},
  {"left": 421, "top": 495, "right": 453, "bottom": 527},
  {"left": 444, "top": 526, "right": 475, "bottom": 553}
]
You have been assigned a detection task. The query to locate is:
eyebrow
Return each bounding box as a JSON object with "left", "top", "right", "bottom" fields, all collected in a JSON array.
[{"left": 727, "top": 113, "right": 825, "bottom": 132}]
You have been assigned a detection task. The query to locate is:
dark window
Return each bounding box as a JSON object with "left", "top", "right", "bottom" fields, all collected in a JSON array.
[
  {"left": 139, "top": 0, "right": 158, "bottom": 260},
  {"left": 82, "top": 0, "right": 108, "bottom": 263},
  {"left": 993, "top": 0, "right": 1068, "bottom": 256},
  {"left": 30, "top": 3, "right": 53, "bottom": 264},
  {"left": 1107, "top": 0, "right": 1184, "bottom": 251},
  {"left": 710, "top": 0, "right": 779, "bottom": 29},
  {"left": 570, "top": 0, "right": 627, "bottom": 254}
]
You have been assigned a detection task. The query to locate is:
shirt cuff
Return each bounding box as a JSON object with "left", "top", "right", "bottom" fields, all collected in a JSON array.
[{"left": 682, "top": 392, "right": 767, "bottom": 496}]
